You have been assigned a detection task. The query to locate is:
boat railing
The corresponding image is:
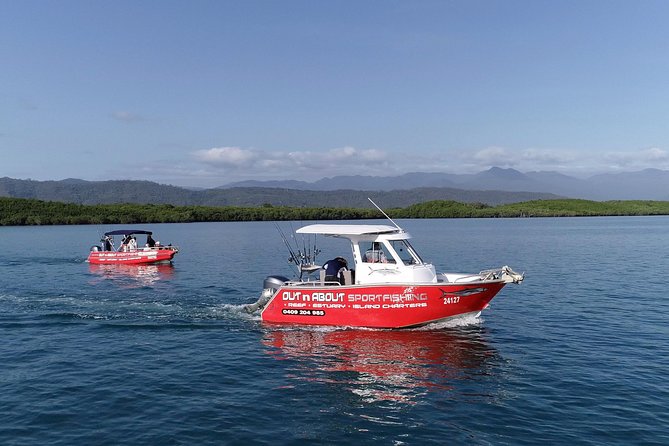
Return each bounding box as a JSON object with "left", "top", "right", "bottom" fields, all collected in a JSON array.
[
  {"left": 441, "top": 266, "right": 524, "bottom": 284},
  {"left": 286, "top": 269, "right": 353, "bottom": 287},
  {"left": 144, "top": 245, "right": 179, "bottom": 253},
  {"left": 108, "top": 245, "right": 179, "bottom": 253},
  {"left": 154, "top": 245, "right": 179, "bottom": 251},
  {"left": 285, "top": 279, "right": 344, "bottom": 287}
]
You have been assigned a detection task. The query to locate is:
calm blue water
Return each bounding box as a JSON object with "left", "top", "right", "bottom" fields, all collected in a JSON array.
[{"left": 1, "top": 218, "right": 668, "bottom": 445}]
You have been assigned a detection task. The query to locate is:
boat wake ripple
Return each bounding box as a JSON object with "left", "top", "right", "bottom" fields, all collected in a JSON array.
[{"left": 0, "top": 291, "right": 261, "bottom": 328}]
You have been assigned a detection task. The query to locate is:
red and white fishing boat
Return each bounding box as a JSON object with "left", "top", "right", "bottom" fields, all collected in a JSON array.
[
  {"left": 248, "top": 218, "right": 523, "bottom": 329},
  {"left": 87, "top": 229, "right": 178, "bottom": 265}
]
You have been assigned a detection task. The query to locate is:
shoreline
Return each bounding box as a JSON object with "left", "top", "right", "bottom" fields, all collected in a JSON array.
[{"left": 3, "top": 197, "right": 669, "bottom": 226}]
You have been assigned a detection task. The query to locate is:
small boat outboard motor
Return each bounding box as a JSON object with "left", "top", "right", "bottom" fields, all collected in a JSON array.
[{"left": 244, "top": 275, "right": 288, "bottom": 313}]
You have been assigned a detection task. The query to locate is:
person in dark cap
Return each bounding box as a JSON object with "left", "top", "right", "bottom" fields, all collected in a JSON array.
[
  {"left": 323, "top": 256, "right": 348, "bottom": 284},
  {"left": 103, "top": 235, "right": 113, "bottom": 251},
  {"left": 146, "top": 234, "right": 156, "bottom": 248}
]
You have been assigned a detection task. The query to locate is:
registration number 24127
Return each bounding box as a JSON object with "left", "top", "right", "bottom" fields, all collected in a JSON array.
[{"left": 442, "top": 296, "right": 460, "bottom": 305}]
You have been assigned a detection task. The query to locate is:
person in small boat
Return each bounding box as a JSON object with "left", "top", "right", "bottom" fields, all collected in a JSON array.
[
  {"left": 146, "top": 234, "right": 156, "bottom": 248},
  {"left": 323, "top": 256, "right": 348, "bottom": 284},
  {"left": 119, "top": 235, "right": 130, "bottom": 252},
  {"left": 103, "top": 235, "right": 113, "bottom": 251},
  {"left": 365, "top": 242, "right": 387, "bottom": 263},
  {"left": 128, "top": 236, "right": 138, "bottom": 251}
]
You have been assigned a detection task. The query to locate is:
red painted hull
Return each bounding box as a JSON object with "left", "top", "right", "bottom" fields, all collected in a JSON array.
[
  {"left": 260, "top": 281, "right": 507, "bottom": 329},
  {"left": 87, "top": 248, "right": 177, "bottom": 265}
]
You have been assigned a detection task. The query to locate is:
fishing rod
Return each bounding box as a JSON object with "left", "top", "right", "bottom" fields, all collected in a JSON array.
[
  {"left": 288, "top": 221, "right": 307, "bottom": 265},
  {"left": 274, "top": 223, "right": 300, "bottom": 268},
  {"left": 302, "top": 228, "right": 308, "bottom": 264},
  {"left": 289, "top": 221, "right": 317, "bottom": 266},
  {"left": 312, "top": 234, "right": 320, "bottom": 263}
]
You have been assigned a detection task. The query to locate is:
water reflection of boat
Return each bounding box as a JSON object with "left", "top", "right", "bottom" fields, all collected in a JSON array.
[
  {"left": 88, "top": 263, "right": 175, "bottom": 287},
  {"left": 263, "top": 325, "right": 500, "bottom": 403}
]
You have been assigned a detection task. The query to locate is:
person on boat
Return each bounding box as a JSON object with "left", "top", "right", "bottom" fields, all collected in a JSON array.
[
  {"left": 119, "top": 235, "right": 130, "bottom": 252},
  {"left": 323, "top": 256, "right": 348, "bottom": 284},
  {"left": 365, "top": 242, "right": 387, "bottom": 263},
  {"left": 128, "top": 236, "right": 138, "bottom": 251},
  {"left": 103, "top": 235, "right": 113, "bottom": 251},
  {"left": 146, "top": 234, "right": 156, "bottom": 248}
]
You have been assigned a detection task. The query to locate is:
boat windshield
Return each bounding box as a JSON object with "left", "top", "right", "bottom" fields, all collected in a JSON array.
[{"left": 388, "top": 239, "right": 423, "bottom": 265}]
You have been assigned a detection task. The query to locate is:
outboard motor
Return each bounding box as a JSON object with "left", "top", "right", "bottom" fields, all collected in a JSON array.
[
  {"left": 244, "top": 275, "right": 289, "bottom": 313},
  {"left": 263, "top": 275, "right": 289, "bottom": 291}
]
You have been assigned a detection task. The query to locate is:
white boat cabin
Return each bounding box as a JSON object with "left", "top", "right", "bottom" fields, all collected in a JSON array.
[{"left": 296, "top": 224, "right": 438, "bottom": 285}]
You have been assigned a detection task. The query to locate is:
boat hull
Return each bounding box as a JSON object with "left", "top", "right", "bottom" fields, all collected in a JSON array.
[
  {"left": 87, "top": 248, "right": 177, "bottom": 265},
  {"left": 260, "top": 281, "right": 507, "bottom": 329}
]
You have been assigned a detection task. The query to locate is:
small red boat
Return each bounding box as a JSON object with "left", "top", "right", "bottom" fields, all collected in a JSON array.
[
  {"left": 87, "top": 229, "right": 178, "bottom": 265},
  {"left": 247, "top": 221, "right": 523, "bottom": 329}
]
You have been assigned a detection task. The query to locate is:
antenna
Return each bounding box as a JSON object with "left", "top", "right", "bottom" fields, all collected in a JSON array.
[{"left": 368, "top": 197, "right": 403, "bottom": 231}]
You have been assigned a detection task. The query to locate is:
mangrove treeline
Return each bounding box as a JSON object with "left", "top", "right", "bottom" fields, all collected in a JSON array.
[{"left": 3, "top": 197, "right": 669, "bottom": 226}]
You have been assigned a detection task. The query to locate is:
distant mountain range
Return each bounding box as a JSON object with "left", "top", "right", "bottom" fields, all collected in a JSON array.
[
  {"left": 0, "top": 175, "right": 557, "bottom": 207},
  {"left": 222, "top": 167, "right": 669, "bottom": 201},
  {"left": 3, "top": 167, "right": 669, "bottom": 208}
]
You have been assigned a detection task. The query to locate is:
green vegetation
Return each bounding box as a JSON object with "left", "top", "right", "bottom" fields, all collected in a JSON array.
[
  {"left": 480, "top": 199, "right": 669, "bottom": 217},
  {"left": 0, "top": 198, "right": 379, "bottom": 225},
  {"left": 392, "top": 199, "right": 669, "bottom": 218},
  {"left": 2, "top": 197, "right": 669, "bottom": 226}
]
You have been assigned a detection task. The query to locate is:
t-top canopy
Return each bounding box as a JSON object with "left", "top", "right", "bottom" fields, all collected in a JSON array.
[
  {"left": 296, "top": 224, "right": 401, "bottom": 236},
  {"left": 104, "top": 229, "right": 153, "bottom": 236}
]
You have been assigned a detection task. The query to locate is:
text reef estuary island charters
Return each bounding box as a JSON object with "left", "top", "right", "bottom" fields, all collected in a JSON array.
[
  {"left": 88, "top": 229, "right": 179, "bottom": 265},
  {"left": 246, "top": 217, "right": 524, "bottom": 329}
]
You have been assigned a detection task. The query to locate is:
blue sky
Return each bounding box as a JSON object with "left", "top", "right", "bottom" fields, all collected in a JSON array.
[{"left": 2, "top": 0, "right": 669, "bottom": 187}]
